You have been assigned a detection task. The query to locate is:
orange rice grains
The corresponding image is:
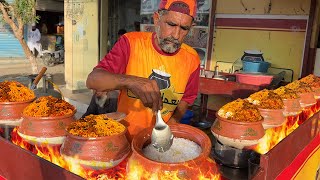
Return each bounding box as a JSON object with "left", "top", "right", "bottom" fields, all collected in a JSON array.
[
  {"left": 67, "top": 114, "right": 125, "bottom": 137},
  {"left": 274, "top": 86, "right": 299, "bottom": 100},
  {"left": 218, "top": 99, "right": 263, "bottom": 122},
  {"left": 247, "top": 89, "right": 284, "bottom": 109},
  {"left": 23, "top": 96, "right": 75, "bottom": 117},
  {"left": 0, "top": 81, "right": 35, "bottom": 102}
]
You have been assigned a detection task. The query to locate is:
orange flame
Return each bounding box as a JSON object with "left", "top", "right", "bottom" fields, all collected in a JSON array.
[
  {"left": 11, "top": 128, "right": 221, "bottom": 180},
  {"left": 11, "top": 128, "right": 127, "bottom": 179},
  {"left": 252, "top": 101, "right": 319, "bottom": 154},
  {"left": 126, "top": 157, "right": 220, "bottom": 180}
]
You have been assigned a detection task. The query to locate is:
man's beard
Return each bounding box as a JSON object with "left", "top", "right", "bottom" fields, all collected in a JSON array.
[{"left": 155, "top": 26, "right": 181, "bottom": 53}]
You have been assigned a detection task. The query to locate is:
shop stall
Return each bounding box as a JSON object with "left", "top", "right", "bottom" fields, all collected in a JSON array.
[{"left": 0, "top": 75, "right": 319, "bottom": 180}]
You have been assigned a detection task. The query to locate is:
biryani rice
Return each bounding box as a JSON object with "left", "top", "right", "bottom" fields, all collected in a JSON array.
[
  {"left": 218, "top": 99, "right": 263, "bottom": 122},
  {"left": 67, "top": 114, "right": 125, "bottom": 137},
  {"left": 23, "top": 96, "right": 75, "bottom": 117},
  {"left": 274, "top": 86, "right": 299, "bottom": 100},
  {"left": 0, "top": 81, "right": 35, "bottom": 102},
  {"left": 247, "top": 89, "right": 284, "bottom": 109}
]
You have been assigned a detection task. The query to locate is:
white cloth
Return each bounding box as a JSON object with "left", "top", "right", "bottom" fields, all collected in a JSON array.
[{"left": 27, "top": 28, "right": 42, "bottom": 56}]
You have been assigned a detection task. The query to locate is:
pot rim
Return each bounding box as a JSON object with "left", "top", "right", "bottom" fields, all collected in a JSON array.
[
  {"left": 131, "top": 124, "right": 212, "bottom": 165},
  {"left": 258, "top": 108, "right": 284, "bottom": 111},
  {"left": 22, "top": 109, "right": 77, "bottom": 120},
  {"left": 0, "top": 97, "right": 36, "bottom": 105},
  {"left": 215, "top": 113, "right": 263, "bottom": 125},
  {"left": 64, "top": 125, "right": 128, "bottom": 140}
]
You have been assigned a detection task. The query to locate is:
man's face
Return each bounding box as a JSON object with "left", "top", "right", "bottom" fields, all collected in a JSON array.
[
  {"left": 154, "top": 11, "right": 193, "bottom": 53},
  {"left": 32, "top": 26, "right": 36, "bottom": 31}
]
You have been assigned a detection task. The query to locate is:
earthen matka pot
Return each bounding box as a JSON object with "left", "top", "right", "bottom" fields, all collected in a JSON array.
[
  {"left": 211, "top": 113, "right": 265, "bottom": 140},
  {"left": 128, "top": 124, "right": 212, "bottom": 178},
  {"left": 0, "top": 98, "right": 35, "bottom": 121},
  {"left": 18, "top": 109, "right": 76, "bottom": 137},
  {"left": 60, "top": 128, "right": 131, "bottom": 163},
  {"left": 259, "top": 108, "right": 285, "bottom": 129},
  {"left": 299, "top": 92, "right": 316, "bottom": 108},
  {"left": 312, "top": 88, "right": 320, "bottom": 99},
  {"left": 282, "top": 98, "right": 302, "bottom": 116}
]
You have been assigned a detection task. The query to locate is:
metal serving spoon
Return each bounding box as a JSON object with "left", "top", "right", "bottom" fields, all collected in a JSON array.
[{"left": 151, "top": 110, "right": 174, "bottom": 152}]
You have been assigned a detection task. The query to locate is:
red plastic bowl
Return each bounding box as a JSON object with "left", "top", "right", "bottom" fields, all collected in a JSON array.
[{"left": 236, "top": 73, "right": 273, "bottom": 86}]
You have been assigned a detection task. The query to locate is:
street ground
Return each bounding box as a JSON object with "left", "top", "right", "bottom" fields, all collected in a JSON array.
[{"left": 0, "top": 57, "right": 65, "bottom": 86}]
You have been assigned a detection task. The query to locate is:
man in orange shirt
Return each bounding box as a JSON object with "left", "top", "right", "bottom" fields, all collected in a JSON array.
[{"left": 86, "top": 0, "right": 200, "bottom": 138}]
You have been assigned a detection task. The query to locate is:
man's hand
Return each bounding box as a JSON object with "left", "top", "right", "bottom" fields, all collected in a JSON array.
[
  {"left": 86, "top": 69, "right": 163, "bottom": 112},
  {"left": 126, "top": 76, "right": 163, "bottom": 112}
]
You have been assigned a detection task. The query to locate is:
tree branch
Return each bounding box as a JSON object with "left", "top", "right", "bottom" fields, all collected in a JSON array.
[{"left": 0, "top": 2, "right": 18, "bottom": 32}]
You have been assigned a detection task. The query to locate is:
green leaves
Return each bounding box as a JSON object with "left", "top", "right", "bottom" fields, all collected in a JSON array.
[
  {"left": 13, "top": 0, "right": 39, "bottom": 24},
  {"left": 0, "top": 0, "right": 39, "bottom": 24}
]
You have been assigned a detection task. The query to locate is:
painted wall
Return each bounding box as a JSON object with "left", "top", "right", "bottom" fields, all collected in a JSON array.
[
  {"left": 64, "top": 0, "right": 99, "bottom": 91},
  {"left": 210, "top": 0, "right": 311, "bottom": 81},
  {"left": 216, "top": 0, "right": 310, "bottom": 15}
]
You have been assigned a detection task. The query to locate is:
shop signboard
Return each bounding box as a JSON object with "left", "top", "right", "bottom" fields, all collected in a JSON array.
[{"left": 141, "top": 0, "right": 160, "bottom": 15}]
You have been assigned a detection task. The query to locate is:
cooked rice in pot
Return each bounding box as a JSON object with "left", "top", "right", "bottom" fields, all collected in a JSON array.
[
  {"left": 274, "top": 86, "right": 299, "bottom": 99},
  {"left": 299, "top": 74, "right": 320, "bottom": 89},
  {"left": 143, "top": 137, "right": 201, "bottom": 163},
  {"left": 247, "top": 89, "right": 284, "bottom": 109},
  {"left": 67, "top": 114, "right": 125, "bottom": 137},
  {"left": 0, "top": 81, "right": 35, "bottom": 102},
  {"left": 286, "top": 81, "right": 313, "bottom": 93},
  {"left": 218, "top": 98, "right": 263, "bottom": 122},
  {"left": 23, "top": 96, "right": 75, "bottom": 117}
]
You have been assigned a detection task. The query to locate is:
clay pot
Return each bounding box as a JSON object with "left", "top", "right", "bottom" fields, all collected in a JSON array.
[
  {"left": 259, "top": 108, "right": 285, "bottom": 129},
  {"left": 0, "top": 98, "right": 35, "bottom": 126},
  {"left": 127, "top": 124, "right": 212, "bottom": 179},
  {"left": 60, "top": 128, "right": 131, "bottom": 170},
  {"left": 211, "top": 114, "right": 265, "bottom": 149},
  {"left": 298, "top": 92, "right": 316, "bottom": 108},
  {"left": 17, "top": 110, "right": 76, "bottom": 145},
  {"left": 282, "top": 98, "right": 302, "bottom": 117},
  {"left": 313, "top": 88, "right": 320, "bottom": 100}
]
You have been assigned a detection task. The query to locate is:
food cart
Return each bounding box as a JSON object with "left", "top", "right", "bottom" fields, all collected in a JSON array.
[{"left": 0, "top": 76, "right": 319, "bottom": 180}]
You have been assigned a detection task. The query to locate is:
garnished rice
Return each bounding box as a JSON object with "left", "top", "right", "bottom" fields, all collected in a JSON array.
[
  {"left": 143, "top": 137, "right": 201, "bottom": 163},
  {"left": 299, "top": 74, "right": 320, "bottom": 89},
  {"left": 274, "top": 86, "right": 299, "bottom": 99},
  {"left": 247, "top": 89, "right": 284, "bottom": 109},
  {"left": 286, "top": 81, "right": 313, "bottom": 93},
  {"left": 23, "top": 96, "right": 75, "bottom": 117},
  {"left": 67, "top": 114, "right": 125, "bottom": 137},
  {"left": 0, "top": 81, "right": 35, "bottom": 102},
  {"left": 218, "top": 98, "right": 263, "bottom": 122}
]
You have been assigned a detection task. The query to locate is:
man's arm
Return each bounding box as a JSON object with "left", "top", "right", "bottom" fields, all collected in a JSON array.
[
  {"left": 87, "top": 68, "right": 163, "bottom": 112},
  {"left": 167, "top": 100, "right": 189, "bottom": 124}
]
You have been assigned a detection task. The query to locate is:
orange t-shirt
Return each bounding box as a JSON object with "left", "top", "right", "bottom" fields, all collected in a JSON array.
[{"left": 96, "top": 32, "right": 200, "bottom": 138}]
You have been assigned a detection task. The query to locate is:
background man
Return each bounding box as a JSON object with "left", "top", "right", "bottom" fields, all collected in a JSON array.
[
  {"left": 27, "top": 23, "right": 42, "bottom": 57},
  {"left": 86, "top": 0, "right": 200, "bottom": 138}
]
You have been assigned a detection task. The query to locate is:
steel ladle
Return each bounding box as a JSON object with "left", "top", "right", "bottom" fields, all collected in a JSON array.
[{"left": 151, "top": 110, "right": 174, "bottom": 152}]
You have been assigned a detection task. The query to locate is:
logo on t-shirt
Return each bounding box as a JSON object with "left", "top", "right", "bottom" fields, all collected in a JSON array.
[{"left": 127, "top": 68, "right": 183, "bottom": 115}]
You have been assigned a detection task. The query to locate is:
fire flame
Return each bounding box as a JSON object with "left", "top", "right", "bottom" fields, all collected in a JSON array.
[
  {"left": 126, "top": 157, "right": 220, "bottom": 180},
  {"left": 11, "top": 128, "right": 127, "bottom": 179},
  {"left": 10, "top": 128, "right": 221, "bottom": 180},
  {"left": 253, "top": 100, "right": 319, "bottom": 154}
]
